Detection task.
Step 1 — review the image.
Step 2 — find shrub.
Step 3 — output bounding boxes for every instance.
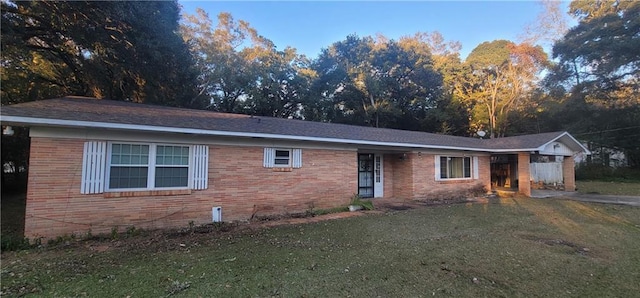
[350,194,374,210]
[0,235,31,251]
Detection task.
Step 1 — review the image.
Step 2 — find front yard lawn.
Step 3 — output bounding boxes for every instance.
[577,180,640,196]
[2,198,640,297]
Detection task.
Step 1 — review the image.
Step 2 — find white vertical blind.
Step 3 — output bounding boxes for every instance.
[191,145,209,190]
[81,141,107,194]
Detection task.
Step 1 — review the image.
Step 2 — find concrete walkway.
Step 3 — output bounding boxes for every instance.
[532,190,640,207]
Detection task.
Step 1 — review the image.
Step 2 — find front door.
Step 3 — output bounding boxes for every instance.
[358,153,384,198]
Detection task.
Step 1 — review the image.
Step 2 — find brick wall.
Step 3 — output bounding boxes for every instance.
[25,137,357,239]
[518,153,531,196]
[390,154,413,199]
[563,157,576,191]
[410,153,487,200]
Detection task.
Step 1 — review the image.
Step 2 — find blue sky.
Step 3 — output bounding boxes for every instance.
[179,1,567,60]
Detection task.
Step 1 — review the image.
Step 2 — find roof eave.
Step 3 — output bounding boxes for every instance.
[1,115,497,153]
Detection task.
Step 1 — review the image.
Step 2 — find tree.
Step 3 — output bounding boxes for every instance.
[455,40,549,138]
[245,47,315,118]
[520,0,571,47]
[1,1,202,107]
[398,32,470,135]
[181,10,312,117]
[547,0,640,167]
[309,34,443,131]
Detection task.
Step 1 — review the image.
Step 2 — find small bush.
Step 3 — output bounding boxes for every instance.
[1,235,31,251]
[314,206,349,216]
[350,194,375,210]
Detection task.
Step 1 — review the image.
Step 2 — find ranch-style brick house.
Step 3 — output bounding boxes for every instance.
[1,97,590,239]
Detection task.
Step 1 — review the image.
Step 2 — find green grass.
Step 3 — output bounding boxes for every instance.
[577,180,640,196]
[2,198,640,297]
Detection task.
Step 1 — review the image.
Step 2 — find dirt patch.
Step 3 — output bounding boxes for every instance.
[517,234,591,255]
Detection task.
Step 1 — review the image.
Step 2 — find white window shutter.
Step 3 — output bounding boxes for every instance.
[263,148,275,168]
[191,145,209,190]
[81,141,107,194]
[434,156,441,181]
[292,149,302,168]
[473,156,479,179]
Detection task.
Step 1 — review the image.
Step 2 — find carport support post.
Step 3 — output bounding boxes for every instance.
[563,157,576,191]
[518,153,531,197]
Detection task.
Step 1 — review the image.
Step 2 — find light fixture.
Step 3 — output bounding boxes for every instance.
[2,126,14,136]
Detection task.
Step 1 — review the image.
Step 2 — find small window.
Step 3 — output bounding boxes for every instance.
[263,148,302,168]
[274,149,291,167]
[439,156,472,179]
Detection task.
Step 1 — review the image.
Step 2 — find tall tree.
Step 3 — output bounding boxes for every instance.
[309,35,443,131]
[520,0,571,47]
[181,10,312,117]
[547,0,640,167]
[398,32,470,135]
[455,40,548,138]
[1,1,202,107]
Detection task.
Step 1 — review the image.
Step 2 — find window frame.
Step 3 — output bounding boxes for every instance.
[436,155,473,181]
[105,142,192,192]
[272,148,292,168]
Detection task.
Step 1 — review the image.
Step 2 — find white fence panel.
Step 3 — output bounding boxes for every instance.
[530,162,563,184]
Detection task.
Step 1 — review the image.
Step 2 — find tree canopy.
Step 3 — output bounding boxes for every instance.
[1,0,203,107]
[547,0,640,167]
[309,34,445,131]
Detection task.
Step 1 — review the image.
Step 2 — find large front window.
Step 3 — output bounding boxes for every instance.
[108,143,190,190]
[440,156,471,179]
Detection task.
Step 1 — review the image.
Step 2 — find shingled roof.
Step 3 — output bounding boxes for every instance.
[1,97,587,153]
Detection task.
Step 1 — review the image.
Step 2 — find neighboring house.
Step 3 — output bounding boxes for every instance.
[1,97,590,239]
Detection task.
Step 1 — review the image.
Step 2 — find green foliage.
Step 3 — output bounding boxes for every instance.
[546,0,640,167]
[111,227,119,240]
[0,235,31,252]
[309,34,445,132]
[349,194,374,211]
[457,40,549,138]
[125,226,142,238]
[180,10,312,116]
[576,164,640,182]
[1,0,203,107]
[313,206,350,216]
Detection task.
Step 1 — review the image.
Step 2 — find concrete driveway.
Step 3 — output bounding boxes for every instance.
[531,190,640,207]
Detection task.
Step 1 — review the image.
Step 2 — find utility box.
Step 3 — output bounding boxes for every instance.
[212,206,222,222]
